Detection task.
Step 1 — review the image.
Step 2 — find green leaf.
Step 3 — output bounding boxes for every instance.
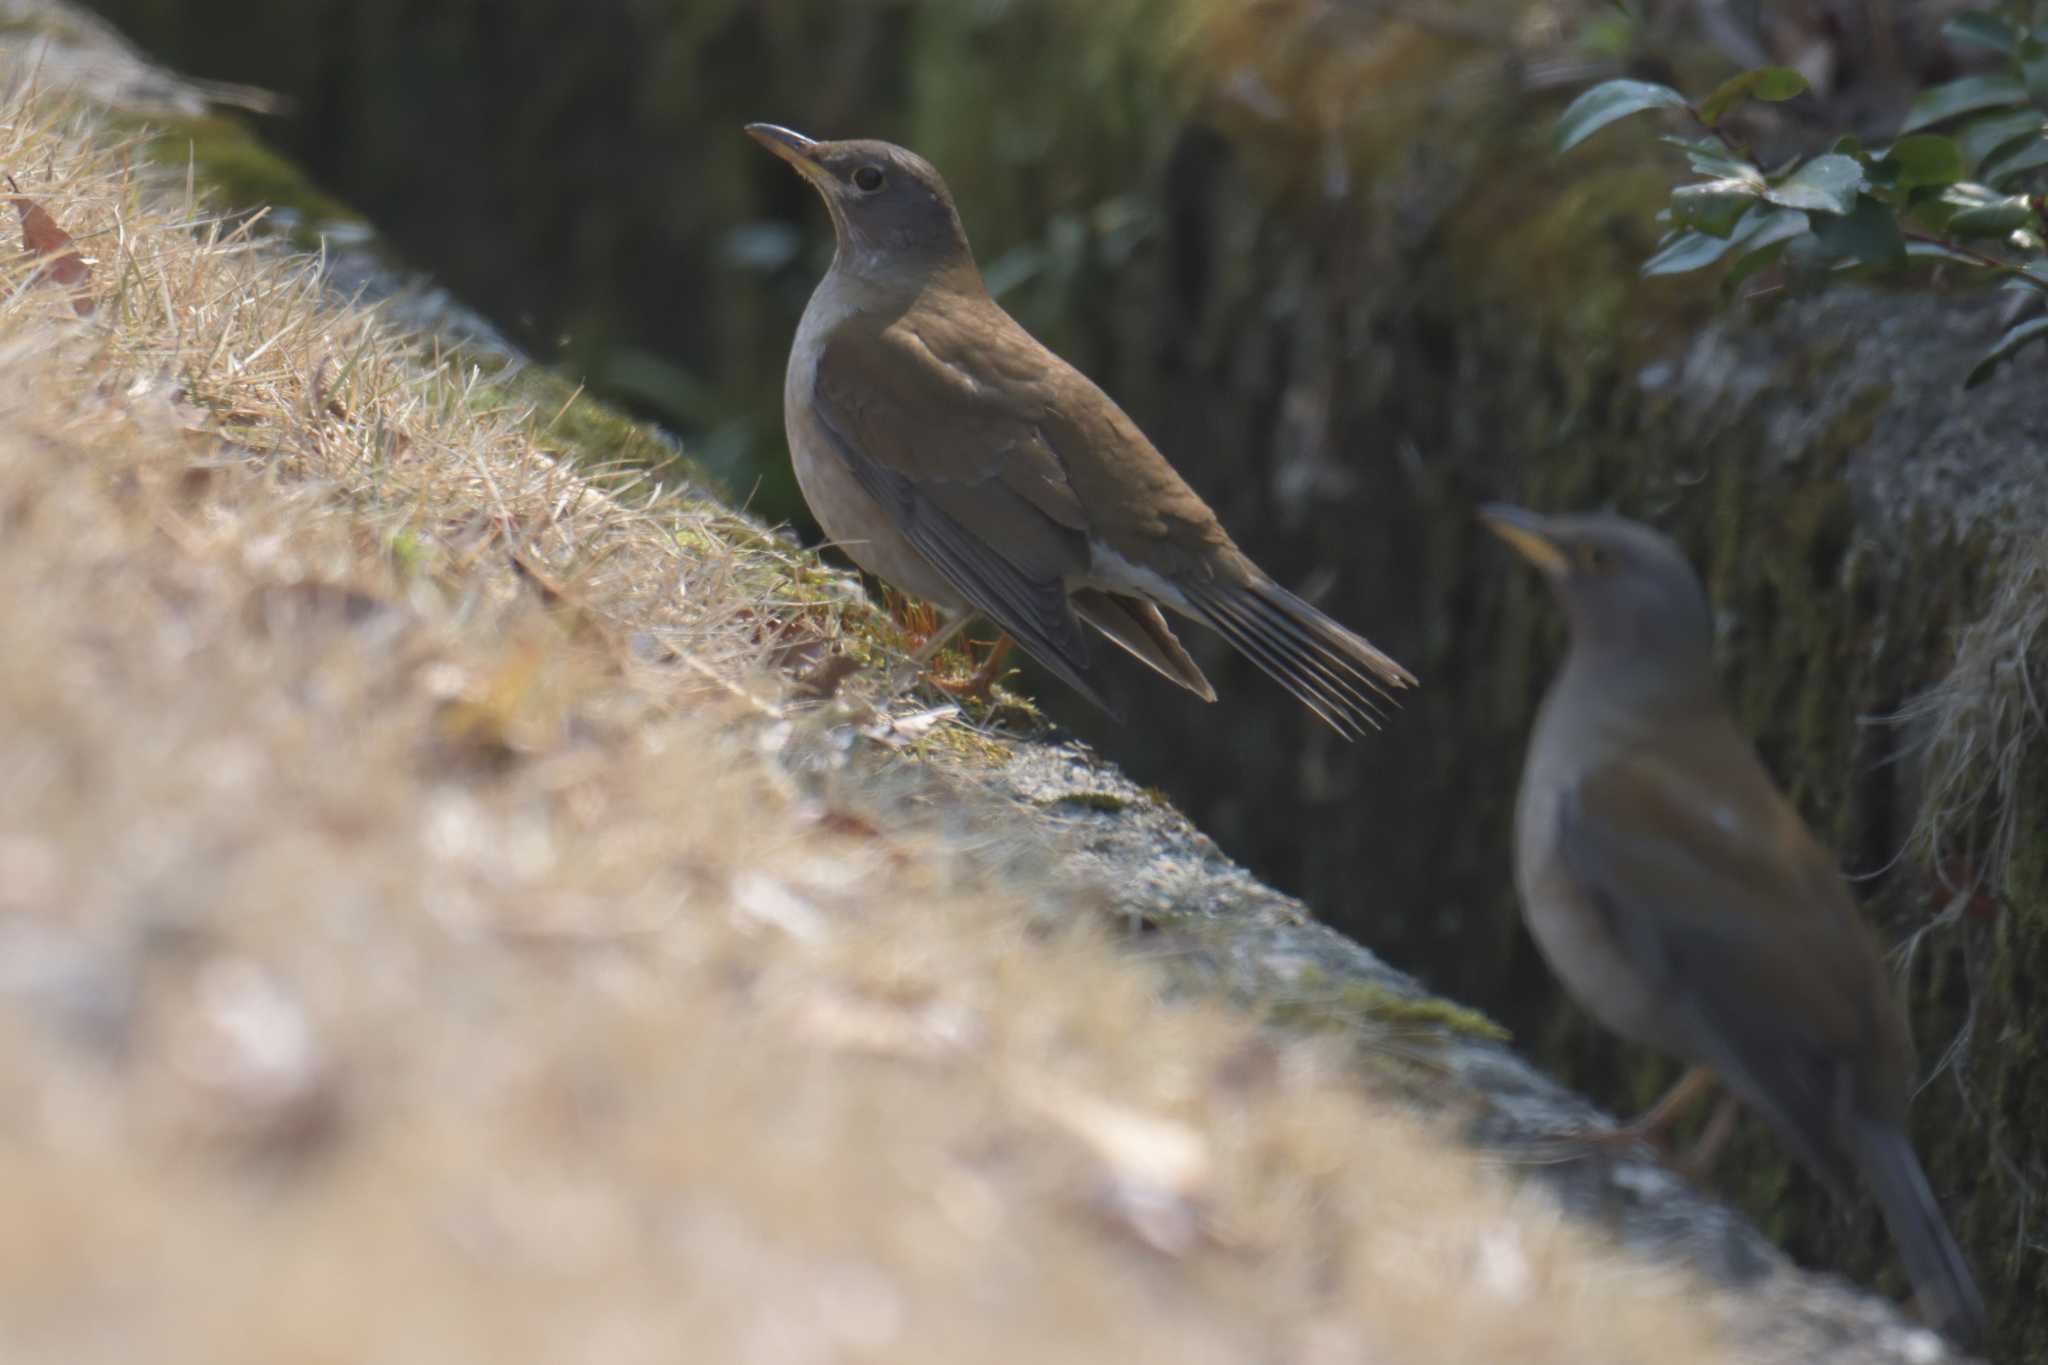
[1877,134,1965,189]
[1948,196,2036,235]
[1719,207,1813,292]
[1642,228,1736,276]
[1937,181,2006,208]
[1809,194,1905,268]
[2024,40,2048,109]
[1780,230,1833,276]
[1721,237,1793,294]
[1740,204,1815,248]
[1555,79,1689,152]
[1831,134,1865,159]
[1944,11,2017,57]
[1917,180,2007,232]
[1955,109,2046,168]
[1900,73,2029,132]
[1905,239,1988,267]
[1981,133,2048,184]
[1965,315,2048,386]
[1661,135,1762,181]
[1697,66,1810,124]
[1671,177,1763,236]
[1764,155,1864,214]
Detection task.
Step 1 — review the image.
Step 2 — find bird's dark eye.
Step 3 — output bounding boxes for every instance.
[1578,543,1611,573]
[852,165,885,192]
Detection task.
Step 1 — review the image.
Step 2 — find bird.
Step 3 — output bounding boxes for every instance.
[1483,503,1987,1345]
[744,122,1413,735]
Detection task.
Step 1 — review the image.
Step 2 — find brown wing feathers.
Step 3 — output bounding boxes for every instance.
[810,407,1118,714]
[1070,590,1215,700]
[812,314,1408,732]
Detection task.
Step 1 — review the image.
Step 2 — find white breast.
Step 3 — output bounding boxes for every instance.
[780,274,969,609]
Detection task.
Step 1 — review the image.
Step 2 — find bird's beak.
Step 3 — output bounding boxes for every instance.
[1479,503,1571,576]
[745,123,824,179]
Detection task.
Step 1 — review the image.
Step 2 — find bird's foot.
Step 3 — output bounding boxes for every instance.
[928,633,1015,704]
[1506,1121,1674,1168]
[1670,1093,1739,1179]
[870,603,985,711]
[1503,1066,1726,1172]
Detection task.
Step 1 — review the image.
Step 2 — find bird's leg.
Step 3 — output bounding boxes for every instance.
[878,608,981,707]
[908,609,979,666]
[1507,1065,1720,1169]
[1674,1093,1742,1178]
[1608,1064,1719,1151]
[930,632,1015,704]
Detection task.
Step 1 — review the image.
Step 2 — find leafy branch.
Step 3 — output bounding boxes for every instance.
[1556,6,2048,386]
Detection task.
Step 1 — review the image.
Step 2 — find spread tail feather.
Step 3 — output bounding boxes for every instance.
[1847,1117,1987,1346]
[1178,575,1413,739]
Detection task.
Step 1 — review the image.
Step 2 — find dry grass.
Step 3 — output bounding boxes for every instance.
[0,80,1785,1365]
[1896,545,2048,908]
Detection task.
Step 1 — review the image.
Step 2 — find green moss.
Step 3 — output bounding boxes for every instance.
[388,526,428,577]
[902,720,1021,768]
[1467,161,1694,333]
[1263,966,1511,1043]
[1049,791,1130,814]
[473,358,717,493]
[128,112,360,250]
[1811,382,1895,469]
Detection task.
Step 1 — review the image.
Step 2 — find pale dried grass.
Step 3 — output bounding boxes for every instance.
[1896,545,2048,909]
[0,83,1758,1364]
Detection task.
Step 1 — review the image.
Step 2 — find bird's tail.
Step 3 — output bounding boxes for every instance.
[1847,1116,1988,1347]
[1179,573,1414,740]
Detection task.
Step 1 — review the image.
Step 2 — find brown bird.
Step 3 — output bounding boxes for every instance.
[745,123,1413,734]
[1485,504,1986,1345]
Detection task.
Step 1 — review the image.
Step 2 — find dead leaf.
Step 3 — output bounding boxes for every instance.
[508,549,569,607]
[158,956,341,1160]
[246,581,398,637]
[1023,1080,1213,1256]
[7,174,93,316]
[729,872,830,943]
[792,985,981,1062]
[791,649,860,700]
[1933,858,2004,926]
[858,704,958,748]
[308,356,351,422]
[425,639,550,776]
[807,805,884,840]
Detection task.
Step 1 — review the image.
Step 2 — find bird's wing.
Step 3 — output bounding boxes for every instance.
[906,293,1235,568]
[882,298,1411,734]
[810,316,1108,707]
[1556,730,1909,1180]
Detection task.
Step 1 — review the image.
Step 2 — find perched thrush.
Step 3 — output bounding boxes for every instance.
[747,123,1412,734]
[1486,504,1986,1345]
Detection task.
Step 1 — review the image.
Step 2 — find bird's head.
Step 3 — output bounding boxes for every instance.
[1481,504,1716,676]
[746,124,973,281]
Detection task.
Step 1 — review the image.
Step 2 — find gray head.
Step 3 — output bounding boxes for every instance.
[1481,504,1716,683]
[745,124,974,281]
